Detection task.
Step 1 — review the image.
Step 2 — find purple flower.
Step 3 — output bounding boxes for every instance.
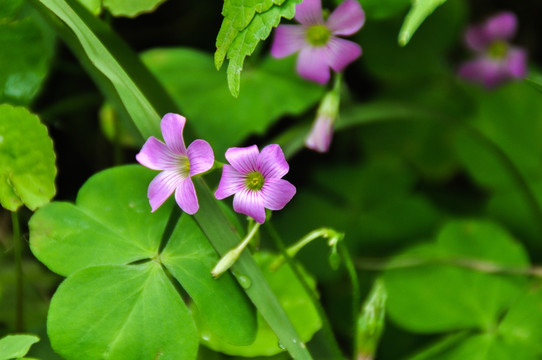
[458,12,527,88]
[136,113,214,214]
[215,144,296,224]
[271,0,365,84]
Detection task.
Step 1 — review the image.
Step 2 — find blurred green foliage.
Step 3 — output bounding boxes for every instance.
[2,0,542,359]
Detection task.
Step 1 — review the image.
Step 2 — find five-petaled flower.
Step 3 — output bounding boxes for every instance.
[136,113,214,214]
[271,0,365,84]
[215,144,296,224]
[458,11,527,88]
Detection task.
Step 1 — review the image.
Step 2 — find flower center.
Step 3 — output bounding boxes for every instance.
[246,171,265,191]
[177,156,190,177]
[488,41,508,59]
[306,25,331,47]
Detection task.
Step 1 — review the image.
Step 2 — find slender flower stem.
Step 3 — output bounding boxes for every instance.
[264,222,345,360]
[337,242,361,360]
[211,222,261,278]
[12,211,23,332]
[355,256,542,277]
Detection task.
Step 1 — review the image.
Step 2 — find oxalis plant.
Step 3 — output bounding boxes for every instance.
[2,0,542,359]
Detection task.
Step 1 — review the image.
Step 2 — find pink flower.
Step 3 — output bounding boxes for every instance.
[136,113,214,214]
[458,12,527,88]
[215,145,296,224]
[271,0,365,84]
[305,115,333,152]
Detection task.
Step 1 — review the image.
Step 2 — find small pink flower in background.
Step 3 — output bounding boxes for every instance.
[215,144,296,224]
[136,113,214,214]
[271,0,365,84]
[458,11,527,88]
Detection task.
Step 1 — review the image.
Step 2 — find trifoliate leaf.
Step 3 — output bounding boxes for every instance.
[398,0,448,46]
[47,263,198,360]
[0,105,56,211]
[215,0,301,97]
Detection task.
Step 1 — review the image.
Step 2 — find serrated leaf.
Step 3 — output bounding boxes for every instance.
[48,263,198,360]
[0,334,39,360]
[215,0,275,69]
[142,48,323,155]
[0,105,56,211]
[398,0,448,46]
[215,0,300,96]
[29,165,170,276]
[161,214,257,346]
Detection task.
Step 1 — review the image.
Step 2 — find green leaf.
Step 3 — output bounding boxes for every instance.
[48,263,198,360]
[142,48,324,154]
[102,0,167,17]
[398,0,448,46]
[0,334,39,360]
[0,7,54,104]
[215,0,301,97]
[161,214,257,346]
[409,333,537,360]
[29,165,169,276]
[198,252,321,357]
[0,105,56,211]
[499,287,542,354]
[384,220,529,333]
[455,83,542,192]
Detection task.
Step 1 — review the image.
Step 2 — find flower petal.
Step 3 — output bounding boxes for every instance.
[506,47,527,78]
[297,46,330,84]
[465,25,492,51]
[294,0,323,25]
[225,145,259,174]
[485,12,517,41]
[147,170,182,212]
[136,137,176,171]
[161,113,187,155]
[175,178,199,214]
[261,179,296,211]
[465,12,518,51]
[325,37,361,72]
[458,57,506,89]
[187,139,214,176]
[257,144,289,179]
[215,165,246,200]
[233,189,266,224]
[271,25,307,58]
[305,115,333,152]
[326,0,365,36]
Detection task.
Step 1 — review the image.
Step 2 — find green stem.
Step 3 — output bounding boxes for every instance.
[12,211,23,332]
[212,222,261,278]
[355,256,542,277]
[337,242,361,360]
[193,179,313,360]
[264,222,345,360]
